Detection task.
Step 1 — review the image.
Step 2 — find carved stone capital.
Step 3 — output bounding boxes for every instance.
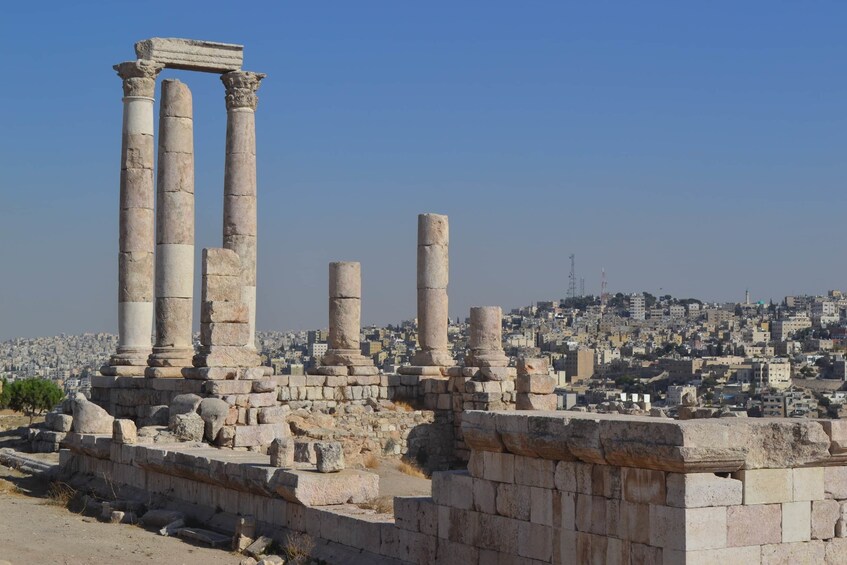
[221,71,266,111]
[114,60,165,98]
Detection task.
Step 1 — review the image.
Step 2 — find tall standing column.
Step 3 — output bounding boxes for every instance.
[103,60,163,376]
[413,213,455,367]
[221,70,265,350]
[147,79,195,377]
[320,262,376,371]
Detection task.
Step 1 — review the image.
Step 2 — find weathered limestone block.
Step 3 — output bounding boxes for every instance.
[203,248,242,276]
[198,397,229,442]
[135,38,244,73]
[726,503,782,546]
[794,467,825,501]
[172,412,204,442]
[649,505,727,551]
[231,423,287,447]
[665,473,742,508]
[202,301,249,323]
[45,412,73,432]
[517,357,549,376]
[517,374,556,394]
[329,261,361,298]
[733,468,793,505]
[783,501,812,543]
[516,393,557,411]
[812,499,840,540]
[316,442,345,473]
[168,393,202,427]
[201,322,250,346]
[71,393,114,434]
[193,346,262,368]
[269,437,295,468]
[112,419,137,444]
[273,469,378,506]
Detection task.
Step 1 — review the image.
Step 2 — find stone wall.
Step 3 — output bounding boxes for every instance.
[61,411,847,563]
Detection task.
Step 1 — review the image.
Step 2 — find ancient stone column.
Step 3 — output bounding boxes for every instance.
[466,306,510,368]
[221,70,265,350]
[147,79,195,377]
[103,60,163,376]
[321,262,376,373]
[412,213,455,367]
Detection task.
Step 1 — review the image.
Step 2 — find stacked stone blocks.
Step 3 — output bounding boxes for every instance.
[516,357,557,411]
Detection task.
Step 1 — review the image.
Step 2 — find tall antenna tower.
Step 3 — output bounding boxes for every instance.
[580,278,585,297]
[568,254,577,301]
[600,268,608,311]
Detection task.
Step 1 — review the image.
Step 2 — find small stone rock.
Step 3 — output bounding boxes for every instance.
[168,393,203,427]
[112,419,137,444]
[315,441,345,473]
[110,510,126,524]
[198,397,229,442]
[72,393,114,434]
[269,437,295,468]
[172,412,205,442]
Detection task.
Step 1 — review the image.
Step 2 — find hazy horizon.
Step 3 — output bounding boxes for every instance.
[2,2,845,342]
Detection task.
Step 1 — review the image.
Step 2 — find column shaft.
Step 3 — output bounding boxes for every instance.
[148,79,195,375]
[105,60,163,374]
[414,213,454,366]
[221,71,265,349]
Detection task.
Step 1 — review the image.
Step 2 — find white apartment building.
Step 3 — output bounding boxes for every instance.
[751,358,792,391]
[629,293,645,321]
[771,316,812,341]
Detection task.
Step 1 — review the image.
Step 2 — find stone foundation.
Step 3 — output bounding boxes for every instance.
[59,411,847,564]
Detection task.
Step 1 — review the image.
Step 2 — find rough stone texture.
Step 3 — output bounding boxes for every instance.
[45,411,73,432]
[172,412,205,442]
[466,307,509,369]
[274,469,378,506]
[516,393,557,411]
[198,397,229,442]
[726,504,782,546]
[72,393,114,434]
[316,442,345,473]
[135,38,244,73]
[269,437,295,468]
[666,473,742,508]
[168,393,202,427]
[112,419,137,444]
[812,499,840,540]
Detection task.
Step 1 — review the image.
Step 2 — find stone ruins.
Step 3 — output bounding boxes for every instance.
[47,37,847,564]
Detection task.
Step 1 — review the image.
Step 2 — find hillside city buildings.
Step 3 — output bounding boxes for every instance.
[5,289,847,419]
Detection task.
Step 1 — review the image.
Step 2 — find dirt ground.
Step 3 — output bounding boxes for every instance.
[0,464,246,565]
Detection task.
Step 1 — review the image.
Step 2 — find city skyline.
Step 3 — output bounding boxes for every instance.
[2,2,846,341]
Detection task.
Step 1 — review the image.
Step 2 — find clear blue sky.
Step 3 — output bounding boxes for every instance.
[1,2,845,340]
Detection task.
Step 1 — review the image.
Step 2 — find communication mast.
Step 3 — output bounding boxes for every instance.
[568,254,577,301]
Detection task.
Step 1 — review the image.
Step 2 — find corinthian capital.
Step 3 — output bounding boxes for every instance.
[221,71,266,111]
[114,60,165,98]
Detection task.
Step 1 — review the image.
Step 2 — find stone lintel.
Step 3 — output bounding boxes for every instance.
[461,411,833,472]
[135,37,243,73]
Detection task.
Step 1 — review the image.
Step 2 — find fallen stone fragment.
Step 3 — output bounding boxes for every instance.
[110,510,125,524]
[172,412,205,442]
[178,527,232,547]
[72,393,114,434]
[269,437,295,468]
[258,556,285,565]
[245,535,274,559]
[198,397,229,442]
[316,441,345,473]
[168,393,203,427]
[159,518,185,537]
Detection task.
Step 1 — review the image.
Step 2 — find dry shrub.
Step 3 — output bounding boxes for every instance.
[357,495,394,515]
[45,481,76,507]
[363,452,380,469]
[397,460,428,479]
[285,531,315,563]
[391,400,416,412]
[0,478,22,496]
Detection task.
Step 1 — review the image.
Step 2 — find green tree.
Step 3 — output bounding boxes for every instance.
[0,378,64,425]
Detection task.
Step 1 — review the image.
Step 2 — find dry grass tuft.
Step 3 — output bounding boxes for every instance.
[45,481,76,507]
[363,452,380,469]
[390,400,416,412]
[0,478,22,496]
[358,495,394,515]
[397,460,428,479]
[284,531,315,563]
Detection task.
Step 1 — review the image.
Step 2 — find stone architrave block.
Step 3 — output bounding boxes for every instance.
[666,473,742,508]
[135,38,244,73]
[112,419,137,444]
[726,504,782,547]
[782,501,812,543]
[733,468,793,505]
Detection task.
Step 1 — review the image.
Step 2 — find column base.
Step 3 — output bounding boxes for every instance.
[465,349,510,368]
[99,364,146,377]
[398,365,446,377]
[411,349,455,368]
[147,347,196,367]
[321,349,374,367]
